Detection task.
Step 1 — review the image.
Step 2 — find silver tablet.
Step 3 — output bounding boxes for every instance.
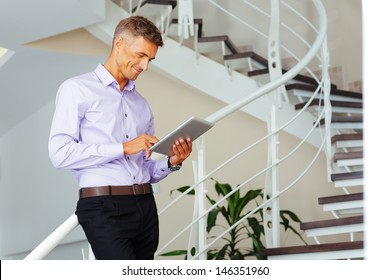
[150,116,214,156]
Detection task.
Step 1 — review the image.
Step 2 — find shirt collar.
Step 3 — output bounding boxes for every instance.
[94,64,136,92]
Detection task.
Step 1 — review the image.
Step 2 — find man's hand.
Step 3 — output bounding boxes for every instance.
[123,134,159,158]
[169,137,193,166]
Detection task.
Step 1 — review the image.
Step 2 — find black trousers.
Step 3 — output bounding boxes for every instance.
[76,193,159,260]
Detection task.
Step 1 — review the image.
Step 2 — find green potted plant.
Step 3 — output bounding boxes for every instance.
[161,178,306,260]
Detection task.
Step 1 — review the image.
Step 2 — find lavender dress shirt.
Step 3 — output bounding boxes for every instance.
[48,64,171,189]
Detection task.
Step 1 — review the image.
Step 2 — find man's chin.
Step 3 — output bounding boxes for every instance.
[127,73,139,81]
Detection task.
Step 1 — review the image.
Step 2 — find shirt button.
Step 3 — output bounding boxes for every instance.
[126,135,129,139]
[125,114,127,117]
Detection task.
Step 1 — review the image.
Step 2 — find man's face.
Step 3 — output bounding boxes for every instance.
[116,35,158,81]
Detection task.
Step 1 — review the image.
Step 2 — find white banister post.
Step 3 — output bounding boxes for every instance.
[264,0,283,249]
[178,0,195,42]
[321,36,332,181]
[195,135,207,259]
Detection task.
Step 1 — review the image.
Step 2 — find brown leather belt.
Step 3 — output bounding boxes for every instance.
[79,183,153,199]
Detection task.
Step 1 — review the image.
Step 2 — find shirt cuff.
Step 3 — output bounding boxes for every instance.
[155,157,172,176]
[103,143,124,159]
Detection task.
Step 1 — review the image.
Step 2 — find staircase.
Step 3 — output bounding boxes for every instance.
[141,0,363,259]
[260,85,364,259]
[161,0,364,260]
[23,0,364,260]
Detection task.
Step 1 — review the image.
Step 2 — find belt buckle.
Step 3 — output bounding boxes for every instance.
[132,184,146,195]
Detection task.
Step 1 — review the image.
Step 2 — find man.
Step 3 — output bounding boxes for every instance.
[48,16,192,260]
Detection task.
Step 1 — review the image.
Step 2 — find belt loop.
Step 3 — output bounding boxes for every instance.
[142,184,146,195]
[132,184,138,196]
[108,185,112,196]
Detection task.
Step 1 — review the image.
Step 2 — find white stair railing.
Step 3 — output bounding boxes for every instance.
[24,0,330,260]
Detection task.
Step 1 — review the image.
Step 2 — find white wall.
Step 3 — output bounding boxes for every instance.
[0,100,85,259]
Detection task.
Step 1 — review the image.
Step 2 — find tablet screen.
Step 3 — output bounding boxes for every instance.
[150,116,214,156]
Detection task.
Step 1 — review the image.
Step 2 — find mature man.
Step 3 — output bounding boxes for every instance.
[48,16,192,260]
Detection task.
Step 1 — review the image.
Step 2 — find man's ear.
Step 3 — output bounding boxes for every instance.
[114,36,123,50]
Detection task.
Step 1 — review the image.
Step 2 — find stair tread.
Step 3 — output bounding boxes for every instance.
[259,241,363,256]
[331,171,363,181]
[224,51,268,66]
[198,35,229,42]
[318,192,364,204]
[334,151,363,161]
[143,0,177,9]
[319,116,363,126]
[295,99,363,110]
[331,133,363,143]
[198,35,238,54]
[171,18,203,38]
[300,215,363,230]
[248,69,323,87]
[331,115,363,122]
[286,83,362,99]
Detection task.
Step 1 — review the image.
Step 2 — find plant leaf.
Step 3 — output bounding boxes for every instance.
[207,208,221,233]
[232,189,262,222]
[159,250,187,257]
[280,209,303,223]
[170,186,195,197]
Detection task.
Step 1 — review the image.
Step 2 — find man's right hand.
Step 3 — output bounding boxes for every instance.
[123,134,159,158]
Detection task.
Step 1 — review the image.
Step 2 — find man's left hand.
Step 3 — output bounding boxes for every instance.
[169,137,192,166]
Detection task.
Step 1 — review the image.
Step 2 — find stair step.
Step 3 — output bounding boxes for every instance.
[331,171,363,188]
[334,151,363,162]
[296,99,363,114]
[318,193,364,214]
[295,99,363,110]
[259,241,364,260]
[319,116,363,129]
[287,83,362,100]
[248,69,323,88]
[334,151,363,167]
[198,35,239,54]
[145,0,177,8]
[129,0,178,13]
[171,18,203,38]
[301,215,363,230]
[320,115,363,124]
[319,192,363,204]
[331,133,363,148]
[224,51,268,68]
[300,216,363,237]
[331,171,363,181]
[331,133,363,143]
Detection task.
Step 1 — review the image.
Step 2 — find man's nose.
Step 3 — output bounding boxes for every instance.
[140,57,150,71]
